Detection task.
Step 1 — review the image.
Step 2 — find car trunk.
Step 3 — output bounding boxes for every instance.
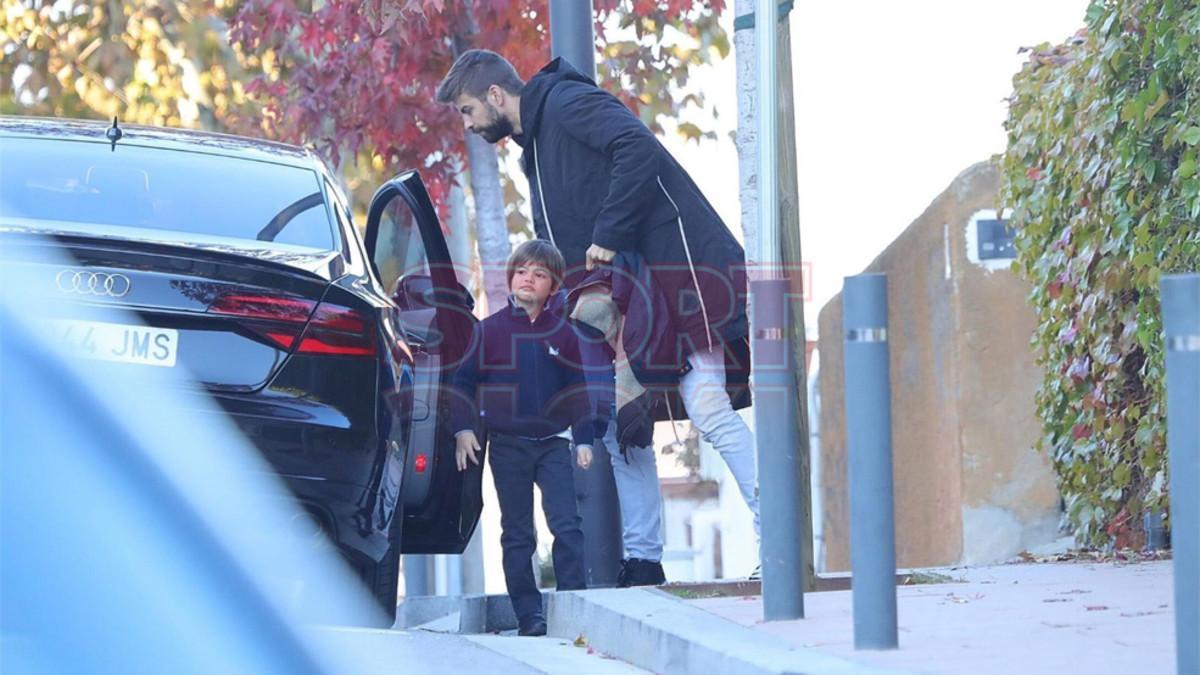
[0,231,364,391]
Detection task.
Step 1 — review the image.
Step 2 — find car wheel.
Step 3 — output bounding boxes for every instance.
[363,547,400,626]
[357,514,402,627]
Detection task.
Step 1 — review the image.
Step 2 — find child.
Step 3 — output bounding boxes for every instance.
[451,240,596,637]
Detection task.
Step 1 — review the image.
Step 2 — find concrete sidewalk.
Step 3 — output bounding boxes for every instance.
[687,560,1175,674]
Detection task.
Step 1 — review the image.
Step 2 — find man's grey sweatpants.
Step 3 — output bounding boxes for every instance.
[604,423,665,561]
[605,346,762,562]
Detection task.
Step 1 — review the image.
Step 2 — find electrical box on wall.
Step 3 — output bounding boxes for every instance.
[976,218,1016,260]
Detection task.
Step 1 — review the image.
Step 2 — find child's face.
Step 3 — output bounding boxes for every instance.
[510,264,557,307]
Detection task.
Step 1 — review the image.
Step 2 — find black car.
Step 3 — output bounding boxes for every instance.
[0,116,482,623]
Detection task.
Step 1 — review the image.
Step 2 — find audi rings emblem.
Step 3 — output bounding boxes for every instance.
[55,269,132,298]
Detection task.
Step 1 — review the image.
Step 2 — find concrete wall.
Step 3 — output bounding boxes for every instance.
[660,478,722,581]
[817,162,1060,571]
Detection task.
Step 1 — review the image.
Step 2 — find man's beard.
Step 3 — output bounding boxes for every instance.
[474,102,514,143]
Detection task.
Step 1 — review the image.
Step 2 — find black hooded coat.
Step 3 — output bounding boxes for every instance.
[514,58,749,364]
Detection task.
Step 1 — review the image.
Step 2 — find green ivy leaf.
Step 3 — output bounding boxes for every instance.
[1179,158,1197,180]
[1144,91,1169,121]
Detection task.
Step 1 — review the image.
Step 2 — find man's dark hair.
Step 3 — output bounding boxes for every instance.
[436,50,525,105]
[506,239,566,291]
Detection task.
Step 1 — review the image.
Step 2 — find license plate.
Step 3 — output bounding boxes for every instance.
[42,319,179,367]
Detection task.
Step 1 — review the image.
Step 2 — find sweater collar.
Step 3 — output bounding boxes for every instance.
[506,290,567,325]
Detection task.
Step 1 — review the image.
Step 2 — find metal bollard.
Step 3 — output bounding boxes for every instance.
[403,554,434,597]
[1143,510,1167,552]
[572,437,623,587]
[752,276,806,620]
[842,273,898,650]
[1162,273,1199,675]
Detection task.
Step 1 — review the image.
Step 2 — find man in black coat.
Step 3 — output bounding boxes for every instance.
[437,50,761,584]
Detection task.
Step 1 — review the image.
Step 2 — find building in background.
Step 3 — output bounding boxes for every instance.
[816,162,1062,571]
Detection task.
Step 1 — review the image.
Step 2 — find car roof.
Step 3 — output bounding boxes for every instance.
[0,116,323,170]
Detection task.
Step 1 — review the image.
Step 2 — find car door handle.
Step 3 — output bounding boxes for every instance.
[412,399,430,421]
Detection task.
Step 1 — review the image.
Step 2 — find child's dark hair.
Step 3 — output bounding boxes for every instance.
[506,240,566,290]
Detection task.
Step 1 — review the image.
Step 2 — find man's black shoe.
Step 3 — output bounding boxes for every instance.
[517,617,547,637]
[617,558,666,587]
[616,558,633,588]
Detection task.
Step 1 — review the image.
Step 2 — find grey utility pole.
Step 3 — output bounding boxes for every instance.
[843,273,898,649]
[549,0,623,588]
[403,554,434,598]
[550,0,597,75]
[753,0,807,621]
[1162,273,1199,675]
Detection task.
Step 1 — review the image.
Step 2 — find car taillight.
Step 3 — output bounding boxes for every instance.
[209,293,315,323]
[414,453,428,473]
[209,293,314,350]
[209,292,375,357]
[295,302,376,356]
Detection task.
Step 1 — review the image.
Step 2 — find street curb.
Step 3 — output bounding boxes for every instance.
[546,588,908,675]
[396,592,529,633]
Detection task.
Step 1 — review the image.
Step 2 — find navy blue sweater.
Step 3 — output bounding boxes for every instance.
[450,295,601,447]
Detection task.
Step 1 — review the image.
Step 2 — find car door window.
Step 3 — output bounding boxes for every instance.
[372,195,431,298]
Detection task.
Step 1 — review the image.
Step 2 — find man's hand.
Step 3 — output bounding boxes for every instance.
[585,244,616,271]
[576,444,593,470]
[456,431,481,471]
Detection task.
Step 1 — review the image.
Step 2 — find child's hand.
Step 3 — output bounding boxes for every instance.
[456,431,481,471]
[576,444,593,470]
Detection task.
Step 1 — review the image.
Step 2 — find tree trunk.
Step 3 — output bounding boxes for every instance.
[445,168,474,287]
[444,174,488,595]
[734,0,814,588]
[733,2,759,266]
[464,132,512,312]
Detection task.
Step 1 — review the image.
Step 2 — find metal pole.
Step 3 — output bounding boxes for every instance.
[570,432,622,587]
[403,554,434,597]
[1162,274,1199,675]
[843,273,898,650]
[753,0,805,621]
[550,0,597,76]
[549,0,622,588]
[751,279,806,619]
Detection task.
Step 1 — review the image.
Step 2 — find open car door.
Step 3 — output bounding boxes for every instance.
[364,171,480,554]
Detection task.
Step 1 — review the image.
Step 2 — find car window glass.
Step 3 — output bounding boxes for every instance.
[0,138,336,252]
[324,178,355,265]
[372,194,430,296]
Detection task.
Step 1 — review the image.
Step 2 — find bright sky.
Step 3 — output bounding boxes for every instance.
[659,0,1092,336]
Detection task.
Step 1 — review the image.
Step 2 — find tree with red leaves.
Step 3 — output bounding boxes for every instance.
[229,0,726,307]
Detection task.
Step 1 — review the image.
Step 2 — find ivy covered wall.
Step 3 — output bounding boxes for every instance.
[1000,0,1200,545]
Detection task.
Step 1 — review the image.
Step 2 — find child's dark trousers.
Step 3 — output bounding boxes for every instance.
[488,432,586,623]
